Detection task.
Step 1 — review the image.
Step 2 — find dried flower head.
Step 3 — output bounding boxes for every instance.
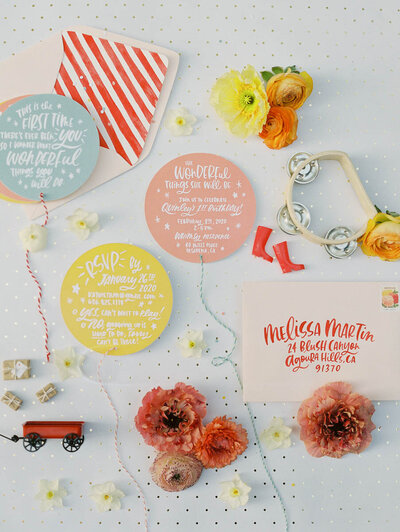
[150,452,203,492]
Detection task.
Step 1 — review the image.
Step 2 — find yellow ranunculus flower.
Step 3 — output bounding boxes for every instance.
[299,71,313,98]
[210,65,270,138]
[266,71,312,110]
[359,212,400,261]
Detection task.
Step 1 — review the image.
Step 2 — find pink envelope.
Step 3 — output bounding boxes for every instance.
[0,26,179,218]
[242,281,400,402]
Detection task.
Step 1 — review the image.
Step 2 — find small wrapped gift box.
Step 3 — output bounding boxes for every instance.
[2,359,31,380]
[1,390,23,411]
[36,383,57,403]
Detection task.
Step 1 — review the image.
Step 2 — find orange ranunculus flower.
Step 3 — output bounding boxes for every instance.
[266,71,311,110]
[259,106,298,149]
[359,212,400,261]
[194,416,248,469]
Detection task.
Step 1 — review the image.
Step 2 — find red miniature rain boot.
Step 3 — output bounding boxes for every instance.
[252,226,274,263]
[273,241,305,274]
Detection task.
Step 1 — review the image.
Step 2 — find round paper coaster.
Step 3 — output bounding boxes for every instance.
[60,243,173,355]
[145,153,257,263]
[0,95,34,203]
[0,94,99,201]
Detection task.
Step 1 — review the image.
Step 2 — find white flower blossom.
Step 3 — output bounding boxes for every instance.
[19,224,47,252]
[90,481,125,512]
[218,473,251,509]
[177,330,207,359]
[260,417,292,450]
[53,346,84,380]
[165,107,197,136]
[67,208,99,240]
[35,479,67,511]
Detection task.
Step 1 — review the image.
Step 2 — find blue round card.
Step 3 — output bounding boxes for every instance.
[0,94,99,201]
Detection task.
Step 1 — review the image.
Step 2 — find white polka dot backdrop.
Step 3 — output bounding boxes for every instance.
[1,1,400,531]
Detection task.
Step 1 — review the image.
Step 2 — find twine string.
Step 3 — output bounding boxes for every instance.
[97,349,148,531]
[199,255,289,532]
[25,192,51,362]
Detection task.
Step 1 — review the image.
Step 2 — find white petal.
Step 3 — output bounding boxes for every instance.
[77,227,91,240]
[84,212,99,228]
[270,417,284,427]
[110,498,122,511]
[189,330,203,342]
[73,208,88,218]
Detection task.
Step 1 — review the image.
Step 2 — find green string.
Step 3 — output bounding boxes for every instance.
[199,255,289,532]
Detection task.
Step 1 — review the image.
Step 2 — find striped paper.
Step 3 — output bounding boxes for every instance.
[54,31,168,165]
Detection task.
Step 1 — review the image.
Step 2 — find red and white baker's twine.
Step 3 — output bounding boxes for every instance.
[97,350,148,531]
[25,193,51,362]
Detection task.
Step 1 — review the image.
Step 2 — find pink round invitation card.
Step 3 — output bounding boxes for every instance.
[145,153,256,263]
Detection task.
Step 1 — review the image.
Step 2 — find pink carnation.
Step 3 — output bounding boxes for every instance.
[135,382,206,453]
[297,382,376,458]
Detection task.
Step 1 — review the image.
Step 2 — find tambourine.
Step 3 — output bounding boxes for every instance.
[277,151,377,258]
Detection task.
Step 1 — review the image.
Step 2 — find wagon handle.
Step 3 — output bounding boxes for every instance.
[0,432,20,443]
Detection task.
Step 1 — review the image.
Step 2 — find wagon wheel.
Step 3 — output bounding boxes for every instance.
[62,433,84,453]
[23,432,46,452]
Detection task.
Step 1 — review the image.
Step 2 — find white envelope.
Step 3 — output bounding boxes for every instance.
[0,26,179,219]
[243,281,400,402]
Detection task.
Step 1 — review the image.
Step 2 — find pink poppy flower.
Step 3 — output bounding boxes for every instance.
[135,382,206,453]
[297,381,376,458]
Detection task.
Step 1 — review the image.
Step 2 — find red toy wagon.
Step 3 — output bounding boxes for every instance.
[0,421,85,453]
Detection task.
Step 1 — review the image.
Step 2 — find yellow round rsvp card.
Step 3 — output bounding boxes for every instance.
[60,244,173,355]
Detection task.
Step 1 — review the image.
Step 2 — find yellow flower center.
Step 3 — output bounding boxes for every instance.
[64,360,71,367]
[46,491,54,499]
[30,234,37,240]
[78,220,86,228]
[231,488,240,497]
[103,494,110,500]
[274,431,281,439]
[240,90,256,110]
[176,116,186,126]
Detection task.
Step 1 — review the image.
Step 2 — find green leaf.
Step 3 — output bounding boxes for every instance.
[261,70,274,82]
[375,204,382,213]
[271,66,284,74]
[386,209,400,217]
[285,65,300,73]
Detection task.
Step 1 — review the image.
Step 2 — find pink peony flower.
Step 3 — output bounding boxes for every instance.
[297,382,376,458]
[150,452,203,492]
[135,382,207,453]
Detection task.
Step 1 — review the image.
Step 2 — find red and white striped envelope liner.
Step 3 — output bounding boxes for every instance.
[54,30,168,166]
